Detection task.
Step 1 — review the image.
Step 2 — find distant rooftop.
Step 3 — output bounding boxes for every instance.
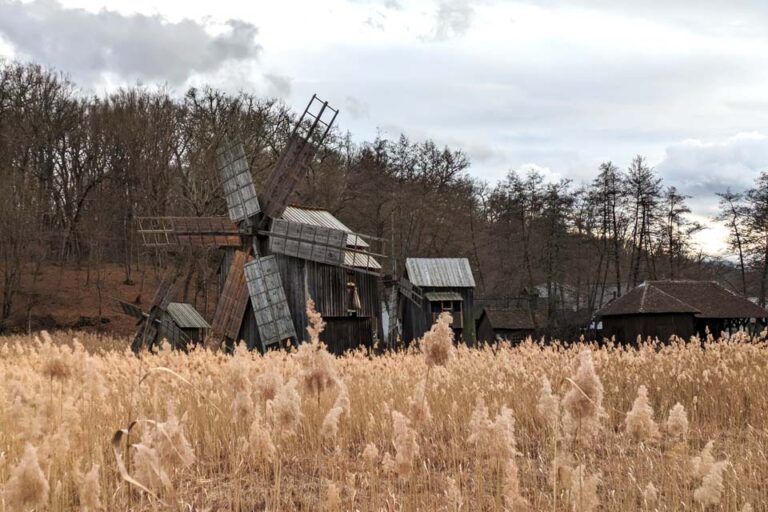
[595,280,768,319]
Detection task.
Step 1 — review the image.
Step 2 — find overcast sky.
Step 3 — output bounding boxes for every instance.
[2,0,768,255]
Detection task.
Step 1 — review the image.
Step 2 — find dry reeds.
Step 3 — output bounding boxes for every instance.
[0,315,767,510]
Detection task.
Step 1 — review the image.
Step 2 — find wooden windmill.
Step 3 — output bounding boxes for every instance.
[135,95,384,353]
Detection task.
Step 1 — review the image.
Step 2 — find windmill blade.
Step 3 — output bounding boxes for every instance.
[260,95,338,219]
[216,141,261,224]
[244,255,297,352]
[151,274,181,311]
[266,219,347,266]
[117,300,144,320]
[137,216,241,248]
[212,250,253,341]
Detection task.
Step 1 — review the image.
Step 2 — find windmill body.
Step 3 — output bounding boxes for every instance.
[133,95,384,354]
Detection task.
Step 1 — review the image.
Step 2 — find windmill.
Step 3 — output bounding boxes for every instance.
[136,95,384,353]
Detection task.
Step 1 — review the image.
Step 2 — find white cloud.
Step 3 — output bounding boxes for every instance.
[0,0,261,86]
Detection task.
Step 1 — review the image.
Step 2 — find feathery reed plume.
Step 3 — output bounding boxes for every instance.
[362,443,379,468]
[306,298,326,343]
[132,443,172,493]
[408,377,432,424]
[321,406,344,440]
[625,385,659,442]
[3,444,49,509]
[642,482,658,508]
[391,411,420,478]
[248,417,276,464]
[691,440,715,479]
[467,400,518,460]
[321,379,352,440]
[381,451,395,474]
[693,460,728,506]
[79,463,102,511]
[256,368,283,402]
[333,379,351,417]
[153,412,196,469]
[665,402,689,440]
[232,390,255,425]
[445,476,463,510]
[420,311,454,367]
[40,340,72,380]
[537,376,560,428]
[570,464,600,512]
[325,480,342,511]
[741,504,754,512]
[297,320,337,398]
[271,378,302,433]
[562,350,604,441]
[502,456,530,511]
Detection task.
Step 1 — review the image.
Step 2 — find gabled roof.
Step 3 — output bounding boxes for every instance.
[282,205,381,270]
[650,280,768,319]
[167,302,211,329]
[595,280,768,319]
[595,283,699,316]
[405,258,476,288]
[485,308,536,331]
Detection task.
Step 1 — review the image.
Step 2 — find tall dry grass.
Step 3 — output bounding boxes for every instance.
[0,313,767,510]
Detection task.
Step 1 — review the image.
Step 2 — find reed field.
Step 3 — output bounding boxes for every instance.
[0,306,766,511]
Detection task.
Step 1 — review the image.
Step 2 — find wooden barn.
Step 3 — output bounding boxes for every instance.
[594,280,768,342]
[217,206,382,355]
[475,306,536,343]
[401,258,476,345]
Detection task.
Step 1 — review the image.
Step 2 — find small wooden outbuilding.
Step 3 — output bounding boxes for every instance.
[401,258,476,345]
[594,280,768,342]
[475,306,536,343]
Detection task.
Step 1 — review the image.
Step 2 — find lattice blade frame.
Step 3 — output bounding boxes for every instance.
[217,142,261,223]
[244,255,296,351]
[260,95,338,219]
[118,300,144,320]
[268,219,347,266]
[138,217,241,248]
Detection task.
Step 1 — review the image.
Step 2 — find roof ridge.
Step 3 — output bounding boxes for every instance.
[639,284,649,313]
[648,284,701,313]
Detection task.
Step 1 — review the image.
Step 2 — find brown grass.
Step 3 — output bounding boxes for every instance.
[0,322,767,510]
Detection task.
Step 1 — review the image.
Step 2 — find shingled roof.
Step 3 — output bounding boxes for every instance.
[485,308,536,330]
[595,280,768,319]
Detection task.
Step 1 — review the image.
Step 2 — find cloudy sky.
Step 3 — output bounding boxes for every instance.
[2,0,768,255]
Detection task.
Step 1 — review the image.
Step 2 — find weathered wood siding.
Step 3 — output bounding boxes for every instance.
[402,286,476,345]
[601,313,695,343]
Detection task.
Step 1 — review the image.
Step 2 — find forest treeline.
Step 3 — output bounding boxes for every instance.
[1,61,766,335]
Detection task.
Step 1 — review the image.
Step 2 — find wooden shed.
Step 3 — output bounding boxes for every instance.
[595,280,768,342]
[219,206,382,355]
[475,306,536,343]
[401,258,476,345]
[165,302,211,344]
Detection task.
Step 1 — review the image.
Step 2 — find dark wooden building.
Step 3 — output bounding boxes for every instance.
[165,302,211,344]
[401,258,476,345]
[475,306,536,343]
[595,280,768,342]
[219,206,382,355]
